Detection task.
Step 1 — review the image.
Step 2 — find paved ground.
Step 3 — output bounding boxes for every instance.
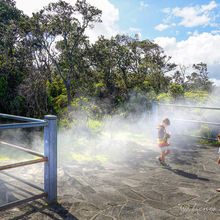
[1,137,220,219]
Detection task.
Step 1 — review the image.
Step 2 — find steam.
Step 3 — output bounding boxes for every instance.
[157,87,220,140]
[57,110,157,165]
[1,89,220,168]
[1,91,220,206]
[2,90,220,168]
[0,97,159,177]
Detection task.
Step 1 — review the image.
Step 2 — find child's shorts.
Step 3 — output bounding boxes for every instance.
[159,146,170,152]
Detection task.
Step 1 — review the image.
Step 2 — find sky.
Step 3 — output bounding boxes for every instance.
[14,0,220,85]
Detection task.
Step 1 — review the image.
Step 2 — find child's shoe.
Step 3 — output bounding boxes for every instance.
[157,157,167,167]
[163,163,171,169]
[157,157,163,164]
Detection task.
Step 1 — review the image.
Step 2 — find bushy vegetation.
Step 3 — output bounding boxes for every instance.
[0,0,215,127]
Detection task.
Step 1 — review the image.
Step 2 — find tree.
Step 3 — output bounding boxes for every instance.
[28,0,102,106]
[168,83,184,101]
[90,36,118,92]
[172,64,188,88]
[113,35,132,91]
[136,40,176,94]
[186,62,213,91]
[0,0,28,115]
[89,35,176,114]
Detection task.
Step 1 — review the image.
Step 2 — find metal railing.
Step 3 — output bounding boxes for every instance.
[153,102,219,141]
[0,113,57,211]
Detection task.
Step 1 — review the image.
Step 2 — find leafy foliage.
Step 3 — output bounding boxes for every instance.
[0,0,216,122]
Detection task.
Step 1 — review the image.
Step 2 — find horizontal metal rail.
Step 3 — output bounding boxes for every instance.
[0,121,47,130]
[0,192,48,211]
[156,102,220,142]
[175,134,217,141]
[0,113,45,122]
[1,179,37,197]
[0,157,48,171]
[0,141,44,158]
[183,134,218,141]
[0,113,57,207]
[0,171,44,192]
[159,104,220,111]
[174,119,220,126]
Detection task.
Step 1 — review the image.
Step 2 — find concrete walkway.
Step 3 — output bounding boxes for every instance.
[1,138,220,219]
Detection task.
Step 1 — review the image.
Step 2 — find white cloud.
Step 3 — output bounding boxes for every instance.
[193,30,199,36]
[155,24,170,31]
[154,32,220,82]
[160,1,218,29]
[140,1,148,8]
[162,8,171,14]
[129,27,141,32]
[211,30,220,34]
[210,78,220,86]
[200,0,217,12]
[172,7,210,27]
[154,32,220,65]
[15,0,120,43]
[85,0,120,42]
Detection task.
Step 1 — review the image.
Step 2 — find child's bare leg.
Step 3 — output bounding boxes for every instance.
[160,151,165,164]
[164,150,170,156]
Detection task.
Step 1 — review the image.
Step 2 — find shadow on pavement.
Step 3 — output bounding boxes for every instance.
[8,202,78,220]
[169,168,210,181]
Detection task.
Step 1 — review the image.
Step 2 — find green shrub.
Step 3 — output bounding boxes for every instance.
[87,118,103,133]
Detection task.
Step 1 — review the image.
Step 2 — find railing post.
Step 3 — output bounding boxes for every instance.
[152,101,158,125]
[152,101,158,142]
[44,115,57,203]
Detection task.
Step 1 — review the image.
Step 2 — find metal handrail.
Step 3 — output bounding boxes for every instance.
[1,171,44,192]
[0,121,47,130]
[0,113,57,210]
[0,113,46,122]
[181,134,218,141]
[174,119,220,126]
[159,104,220,111]
[154,101,220,142]
[0,193,48,211]
[0,157,48,171]
[0,141,45,158]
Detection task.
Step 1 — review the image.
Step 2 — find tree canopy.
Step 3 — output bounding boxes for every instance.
[0,0,215,120]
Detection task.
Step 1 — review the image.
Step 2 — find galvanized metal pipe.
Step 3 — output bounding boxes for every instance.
[152,101,159,141]
[0,171,44,192]
[0,121,47,130]
[0,113,58,210]
[44,115,57,204]
[0,157,48,171]
[0,113,46,122]
[157,103,220,141]
[174,119,220,126]
[159,104,220,111]
[0,141,44,158]
[0,192,48,211]
[180,134,218,141]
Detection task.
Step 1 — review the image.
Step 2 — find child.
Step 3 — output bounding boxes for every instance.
[157,118,171,167]
[217,133,220,192]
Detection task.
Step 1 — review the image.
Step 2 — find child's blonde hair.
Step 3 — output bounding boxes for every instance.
[218,133,220,139]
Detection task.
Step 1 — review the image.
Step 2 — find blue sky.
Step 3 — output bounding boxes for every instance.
[109,0,220,41]
[15,0,220,85]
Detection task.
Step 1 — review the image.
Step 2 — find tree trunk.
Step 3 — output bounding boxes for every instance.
[66,79,71,107]
[122,68,128,90]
